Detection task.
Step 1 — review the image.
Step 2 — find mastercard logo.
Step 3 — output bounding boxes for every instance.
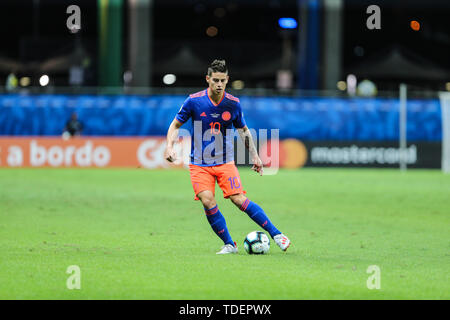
[259,139,308,169]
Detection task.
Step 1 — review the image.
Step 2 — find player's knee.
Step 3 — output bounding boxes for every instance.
[229,193,246,208]
[202,197,217,209]
[198,191,216,209]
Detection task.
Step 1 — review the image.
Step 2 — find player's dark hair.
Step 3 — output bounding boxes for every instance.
[207,59,228,76]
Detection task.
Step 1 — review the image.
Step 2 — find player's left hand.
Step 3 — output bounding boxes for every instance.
[251,156,264,176]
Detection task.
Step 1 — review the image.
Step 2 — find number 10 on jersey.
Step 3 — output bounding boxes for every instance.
[209,122,221,134]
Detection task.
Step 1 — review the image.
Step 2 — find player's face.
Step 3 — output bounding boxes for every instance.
[206,72,229,95]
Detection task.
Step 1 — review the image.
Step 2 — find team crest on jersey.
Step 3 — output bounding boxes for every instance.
[210,113,220,118]
[221,111,231,121]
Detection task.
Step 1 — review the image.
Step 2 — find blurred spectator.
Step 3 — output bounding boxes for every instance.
[5,71,18,92]
[62,112,83,139]
[69,65,84,86]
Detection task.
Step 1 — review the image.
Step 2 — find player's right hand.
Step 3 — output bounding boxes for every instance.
[164,147,177,163]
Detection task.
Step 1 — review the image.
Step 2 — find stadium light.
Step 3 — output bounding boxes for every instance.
[213,7,226,18]
[163,74,176,85]
[337,81,346,91]
[278,18,297,29]
[19,77,31,87]
[232,80,245,90]
[206,26,218,37]
[39,75,49,87]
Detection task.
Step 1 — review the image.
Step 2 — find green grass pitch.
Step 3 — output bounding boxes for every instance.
[0,167,449,299]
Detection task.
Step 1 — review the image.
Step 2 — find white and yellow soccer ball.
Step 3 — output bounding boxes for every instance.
[244,231,270,254]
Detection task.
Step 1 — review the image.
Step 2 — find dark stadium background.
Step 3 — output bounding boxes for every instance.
[0,0,449,90]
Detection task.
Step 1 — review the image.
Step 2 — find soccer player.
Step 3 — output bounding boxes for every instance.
[164,59,290,254]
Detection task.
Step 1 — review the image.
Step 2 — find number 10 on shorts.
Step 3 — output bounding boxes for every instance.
[228,176,241,189]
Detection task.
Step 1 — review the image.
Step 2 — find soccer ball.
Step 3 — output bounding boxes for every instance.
[244,231,270,254]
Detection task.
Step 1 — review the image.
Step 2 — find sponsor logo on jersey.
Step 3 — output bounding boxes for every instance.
[210,113,220,118]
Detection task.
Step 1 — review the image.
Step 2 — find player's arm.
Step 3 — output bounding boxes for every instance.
[237,125,263,176]
[165,97,192,162]
[164,118,183,163]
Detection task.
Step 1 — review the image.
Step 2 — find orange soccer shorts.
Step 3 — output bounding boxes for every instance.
[189,162,246,200]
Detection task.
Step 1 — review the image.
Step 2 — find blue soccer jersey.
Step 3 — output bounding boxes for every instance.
[175,89,246,166]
